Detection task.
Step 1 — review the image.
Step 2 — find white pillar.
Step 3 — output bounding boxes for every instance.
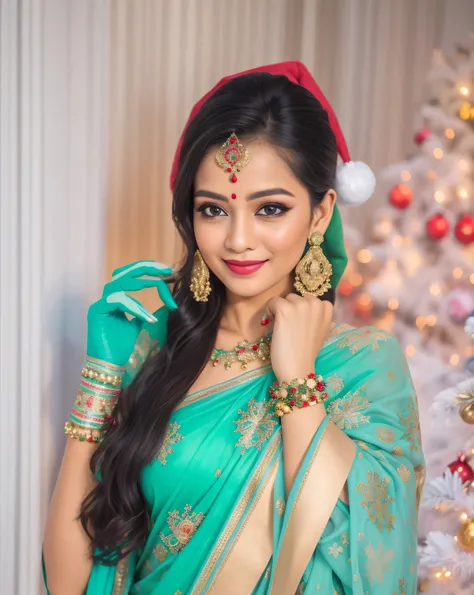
[0,1,109,592]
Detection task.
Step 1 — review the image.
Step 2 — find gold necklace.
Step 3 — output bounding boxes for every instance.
[210,333,272,370]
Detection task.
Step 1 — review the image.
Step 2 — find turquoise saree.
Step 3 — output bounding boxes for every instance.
[43,310,425,594]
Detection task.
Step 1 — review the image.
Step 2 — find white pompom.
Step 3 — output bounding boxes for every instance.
[335,161,376,206]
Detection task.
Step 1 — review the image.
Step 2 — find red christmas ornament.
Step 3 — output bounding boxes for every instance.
[446,456,474,484]
[389,184,412,209]
[426,213,450,240]
[414,127,431,145]
[455,215,474,244]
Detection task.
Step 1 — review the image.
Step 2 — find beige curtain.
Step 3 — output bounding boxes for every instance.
[107,0,446,310]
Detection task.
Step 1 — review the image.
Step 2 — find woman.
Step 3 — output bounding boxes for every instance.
[43,61,426,595]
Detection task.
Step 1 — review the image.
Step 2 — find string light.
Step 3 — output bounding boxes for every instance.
[453,267,463,279]
[426,315,437,326]
[470,274,474,284]
[459,85,470,96]
[405,345,416,357]
[430,283,442,296]
[459,159,468,171]
[445,128,455,139]
[450,354,460,366]
[457,187,469,200]
[416,316,427,329]
[401,170,411,182]
[357,249,372,264]
[433,148,444,159]
[434,190,445,204]
[388,298,399,310]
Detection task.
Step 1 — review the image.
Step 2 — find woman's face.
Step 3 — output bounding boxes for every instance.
[193,140,335,298]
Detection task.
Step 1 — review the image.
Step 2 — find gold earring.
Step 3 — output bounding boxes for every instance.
[294,231,332,297]
[190,249,211,302]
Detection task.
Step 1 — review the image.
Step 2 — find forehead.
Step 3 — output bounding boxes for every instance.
[194,140,304,194]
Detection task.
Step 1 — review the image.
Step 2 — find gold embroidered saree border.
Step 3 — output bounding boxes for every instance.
[191,431,282,594]
[112,555,129,595]
[177,364,273,409]
[178,321,352,411]
[269,421,356,595]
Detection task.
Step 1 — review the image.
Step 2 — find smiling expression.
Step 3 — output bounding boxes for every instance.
[193,140,335,298]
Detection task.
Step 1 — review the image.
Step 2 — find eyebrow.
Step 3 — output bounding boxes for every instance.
[194,188,295,201]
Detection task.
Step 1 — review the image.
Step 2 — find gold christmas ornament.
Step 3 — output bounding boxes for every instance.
[456,516,474,552]
[294,231,332,297]
[455,389,474,425]
[190,249,211,302]
[460,401,474,424]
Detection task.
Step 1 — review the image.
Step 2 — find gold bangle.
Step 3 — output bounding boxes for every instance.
[81,366,123,388]
[64,421,104,444]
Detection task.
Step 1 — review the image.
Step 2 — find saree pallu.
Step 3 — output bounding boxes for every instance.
[43,315,425,595]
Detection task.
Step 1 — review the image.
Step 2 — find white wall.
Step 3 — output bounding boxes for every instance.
[0,1,109,593]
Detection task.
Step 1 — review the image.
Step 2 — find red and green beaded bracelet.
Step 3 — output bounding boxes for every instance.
[268,372,328,416]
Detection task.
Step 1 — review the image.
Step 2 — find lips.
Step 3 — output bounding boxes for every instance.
[224,259,268,275]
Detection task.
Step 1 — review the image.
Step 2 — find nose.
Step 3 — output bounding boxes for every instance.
[223,212,256,254]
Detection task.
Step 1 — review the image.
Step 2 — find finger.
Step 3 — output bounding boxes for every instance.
[106,263,178,310]
[265,296,286,317]
[285,293,304,303]
[156,279,178,311]
[109,275,178,311]
[111,261,172,281]
[104,291,158,323]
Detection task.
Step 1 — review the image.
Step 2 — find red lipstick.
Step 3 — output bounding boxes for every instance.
[224,259,268,275]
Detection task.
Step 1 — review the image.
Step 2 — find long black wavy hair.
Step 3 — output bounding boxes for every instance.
[80,71,338,563]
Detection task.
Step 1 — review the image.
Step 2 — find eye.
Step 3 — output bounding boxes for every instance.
[256,203,290,217]
[196,203,227,218]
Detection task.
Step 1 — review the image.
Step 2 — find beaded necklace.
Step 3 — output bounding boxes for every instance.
[210,332,272,370]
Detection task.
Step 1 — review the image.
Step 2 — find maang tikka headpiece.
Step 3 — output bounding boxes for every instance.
[215,132,250,198]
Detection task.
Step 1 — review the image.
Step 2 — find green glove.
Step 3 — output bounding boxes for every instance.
[86,260,177,366]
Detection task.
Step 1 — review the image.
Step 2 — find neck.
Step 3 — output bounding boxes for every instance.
[219,274,294,339]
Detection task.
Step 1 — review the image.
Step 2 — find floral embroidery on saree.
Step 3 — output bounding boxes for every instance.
[399,396,422,452]
[393,576,407,594]
[155,421,184,465]
[355,469,396,531]
[364,542,394,584]
[233,397,279,454]
[376,426,395,443]
[154,504,205,561]
[397,464,411,483]
[325,372,344,392]
[276,496,285,517]
[336,326,391,354]
[326,386,370,429]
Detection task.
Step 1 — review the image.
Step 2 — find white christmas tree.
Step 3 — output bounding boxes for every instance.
[336,39,474,595]
[338,40,474,396]
[417,316,474,595]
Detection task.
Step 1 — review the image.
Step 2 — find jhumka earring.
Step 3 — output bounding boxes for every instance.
[190,249,211,302]
[215,132,250,198]
[294,231,332,297]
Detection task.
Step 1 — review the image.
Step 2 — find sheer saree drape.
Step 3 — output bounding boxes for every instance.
[43,311,425,595]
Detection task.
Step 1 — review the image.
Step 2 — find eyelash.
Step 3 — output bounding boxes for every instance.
[196,202,290,219]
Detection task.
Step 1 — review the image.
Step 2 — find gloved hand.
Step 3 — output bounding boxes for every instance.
[86,260,177,366]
